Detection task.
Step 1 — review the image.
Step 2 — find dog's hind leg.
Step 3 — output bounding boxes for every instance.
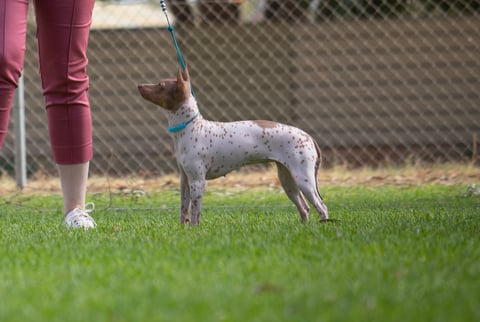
[294,172,329,221]
[276,162,310,221]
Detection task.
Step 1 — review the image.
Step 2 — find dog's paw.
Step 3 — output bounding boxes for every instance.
[320,218,340,223]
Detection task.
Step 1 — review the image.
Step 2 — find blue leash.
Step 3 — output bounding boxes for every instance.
[160,0,187,72]
[160,0,198,133]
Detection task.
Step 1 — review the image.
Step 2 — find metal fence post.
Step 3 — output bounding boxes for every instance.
[14,75,27,189]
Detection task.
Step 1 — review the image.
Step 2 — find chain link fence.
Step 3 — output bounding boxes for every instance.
[1,0,479,178]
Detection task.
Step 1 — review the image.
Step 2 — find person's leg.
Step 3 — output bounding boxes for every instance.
[34,0,96,224]
[0,0,28,147]
[57,162,89,215]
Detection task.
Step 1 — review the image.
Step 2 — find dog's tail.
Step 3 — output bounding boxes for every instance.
[313,138,324,200]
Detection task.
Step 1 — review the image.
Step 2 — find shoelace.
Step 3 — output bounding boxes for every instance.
[84,202,95,213]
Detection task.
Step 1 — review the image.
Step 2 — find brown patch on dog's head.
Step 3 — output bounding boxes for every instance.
[252,120,279,129]
[138,65,191,111]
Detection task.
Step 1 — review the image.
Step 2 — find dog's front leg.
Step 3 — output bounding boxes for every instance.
[188,179,206,226]
[180,170,190,224]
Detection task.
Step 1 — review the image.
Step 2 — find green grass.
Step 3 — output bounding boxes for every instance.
[0,185,479,322]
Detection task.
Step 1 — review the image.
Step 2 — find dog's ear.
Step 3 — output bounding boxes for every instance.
[176,67,191,98]
[181,64,190,82]
[177,67,184,84]
[177,66,190,84]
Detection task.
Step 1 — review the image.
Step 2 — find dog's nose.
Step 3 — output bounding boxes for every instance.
[137,84,149,97]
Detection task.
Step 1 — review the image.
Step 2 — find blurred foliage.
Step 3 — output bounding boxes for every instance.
[166,0,480,23]
[316,0,480,21]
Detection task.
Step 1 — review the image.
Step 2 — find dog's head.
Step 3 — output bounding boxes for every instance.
[138,66,191,111]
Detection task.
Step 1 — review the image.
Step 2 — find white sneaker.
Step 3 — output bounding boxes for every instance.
[64,202,97,229]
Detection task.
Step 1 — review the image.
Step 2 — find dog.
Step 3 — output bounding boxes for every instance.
[138,66,328,225]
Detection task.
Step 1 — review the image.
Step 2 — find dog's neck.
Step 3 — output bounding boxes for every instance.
[167,95,201,133]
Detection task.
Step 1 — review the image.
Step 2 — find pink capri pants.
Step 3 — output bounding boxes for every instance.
[0,0,94,164]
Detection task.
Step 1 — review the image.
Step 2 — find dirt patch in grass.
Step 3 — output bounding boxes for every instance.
[1,163,479,196]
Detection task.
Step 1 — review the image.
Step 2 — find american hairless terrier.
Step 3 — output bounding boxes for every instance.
[138,67,328,225]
